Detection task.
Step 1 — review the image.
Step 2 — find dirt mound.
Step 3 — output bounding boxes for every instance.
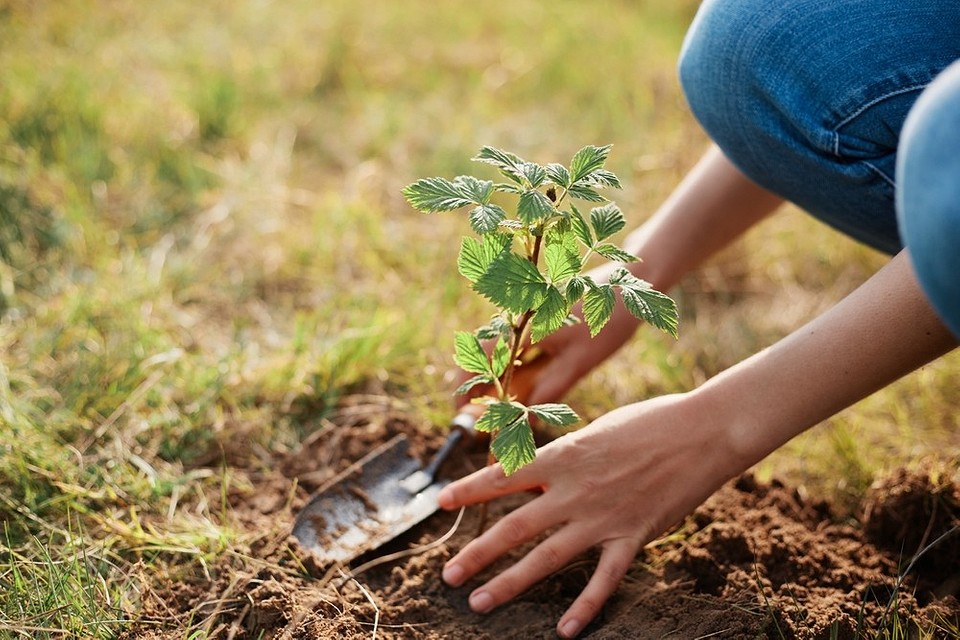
[122,404,960,639]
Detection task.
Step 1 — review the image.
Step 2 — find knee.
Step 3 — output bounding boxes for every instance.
[897,61,960,233]
[677,0,768,140]
[897,60,960,337]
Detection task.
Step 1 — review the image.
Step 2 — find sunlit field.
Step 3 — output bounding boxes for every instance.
[1,1,956,636]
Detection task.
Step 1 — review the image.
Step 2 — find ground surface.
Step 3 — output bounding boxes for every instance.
[120,400,959,640]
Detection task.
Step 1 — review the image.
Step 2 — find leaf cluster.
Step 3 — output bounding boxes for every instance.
[403,145,678,475]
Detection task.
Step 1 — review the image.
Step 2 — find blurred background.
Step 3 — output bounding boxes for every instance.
[1,0,956,635]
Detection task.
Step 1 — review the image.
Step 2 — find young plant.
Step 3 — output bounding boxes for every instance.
[403,145,678,475]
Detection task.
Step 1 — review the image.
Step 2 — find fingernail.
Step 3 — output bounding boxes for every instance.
[469,590,494,614]
[559,619,582,638]
[442,563,464,586]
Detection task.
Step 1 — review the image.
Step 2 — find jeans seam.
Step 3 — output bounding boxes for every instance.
[830,83,929,157]
[861,160,896,189]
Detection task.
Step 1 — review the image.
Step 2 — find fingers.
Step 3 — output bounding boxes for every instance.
[442,495,563,587]
[437,458,543,510]
[556,538,639,638]
[455,524,592,614]
[525,350,583,405]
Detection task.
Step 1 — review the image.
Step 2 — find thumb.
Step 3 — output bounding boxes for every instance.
[525,350,585,405]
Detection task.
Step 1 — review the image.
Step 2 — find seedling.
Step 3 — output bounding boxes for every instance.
[403,145,678,475]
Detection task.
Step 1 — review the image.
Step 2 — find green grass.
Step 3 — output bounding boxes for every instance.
[0,0,956,637]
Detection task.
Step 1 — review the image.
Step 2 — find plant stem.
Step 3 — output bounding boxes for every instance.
[478,234,543,535]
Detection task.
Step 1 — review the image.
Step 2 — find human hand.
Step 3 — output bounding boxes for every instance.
[437,392,739,638]
[453,261,641,410]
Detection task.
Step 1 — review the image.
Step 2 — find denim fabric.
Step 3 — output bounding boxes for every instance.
[678,0,960,254]
[897,60,960,339]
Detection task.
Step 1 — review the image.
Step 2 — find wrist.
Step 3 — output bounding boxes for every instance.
[685,381,771,481]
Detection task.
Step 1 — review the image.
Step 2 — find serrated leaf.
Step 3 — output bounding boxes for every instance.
[454,331,492,375]
[545,163,571,188]
[494,182,523,194]
[474,251,549,313]
[491,336,510,378]
[474,146,527,184]
[614,270,679,338]
[567,205,593,247]
[583,283,615,336]
[455,374,493,396]
[587,168,622,189]
[594,242,639,263]
[491,415,536,475]
[531,286,568,343]
[475,401,525,433]
[517,189,555,224]
[458,233,511,283]
[469,203,508,234]
[590,203,625,241]
[570,144,612,183]
[544,242,582,283]
[566,183,606,202]
[564,276,587,305]
[520,162,547,188]
[402,177,474,212]
[528,403,580,427]
[475,315,511,341]
[497,219,524,232]
[454,175,494,203]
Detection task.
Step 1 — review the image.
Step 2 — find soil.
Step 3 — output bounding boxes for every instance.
[122,399,960,639]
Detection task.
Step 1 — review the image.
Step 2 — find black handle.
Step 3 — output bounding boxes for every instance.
[422,411,477,481]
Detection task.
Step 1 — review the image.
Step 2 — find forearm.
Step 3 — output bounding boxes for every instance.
[697,251,957,473]
[623,145,784,290]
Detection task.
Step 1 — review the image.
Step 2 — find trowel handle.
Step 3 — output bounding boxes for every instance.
[419,411,478,483]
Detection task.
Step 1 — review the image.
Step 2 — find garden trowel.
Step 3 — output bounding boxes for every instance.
[292,411,479,565]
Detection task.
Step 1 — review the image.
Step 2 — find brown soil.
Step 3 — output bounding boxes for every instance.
[122,400,960,639]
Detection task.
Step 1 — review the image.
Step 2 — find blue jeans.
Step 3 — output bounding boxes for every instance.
[678,0,960,337]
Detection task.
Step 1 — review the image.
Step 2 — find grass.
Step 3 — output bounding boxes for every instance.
[0,0,956,637]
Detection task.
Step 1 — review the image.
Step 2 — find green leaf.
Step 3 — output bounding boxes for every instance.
[528,403,580,427]
[564,275,587,305]
[475,315,511,341]
[517,189,555,224]
[455,175,495,203]
[491,415,536,475]
[491,336,510,378]
[570,144,612,183]
[402,177,474,212]
[474,251,549,313]
[520,162,547,188]
[494,182,523,195]
[545,163,571,188]
[475,401,525,433]
[590,203,625,241]
[567,205,593,247]
[583,283,615,336]
[454,331,491,375]
[588,169,622,189]
[544,242,582,283]
[594,242,639,263]
[474,146,527,184]
[458,233,511,283]
[498,219,524,232]
[531,286,569,343]
[611,268,679,338]
[455,375,493,396]
[469,203,508,234]
[566,183,605,202]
